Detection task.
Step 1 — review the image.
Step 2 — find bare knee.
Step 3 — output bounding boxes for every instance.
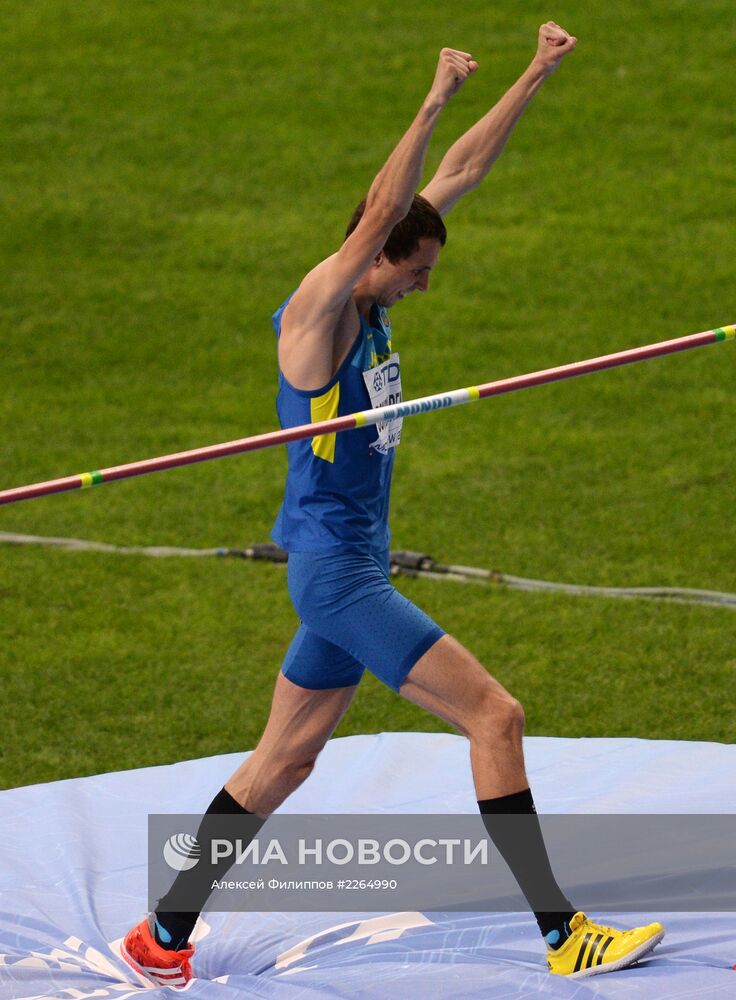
[281,753,318,784]
[259,743,321,789]
[227,746,322,813]
[471,689,525,742]
[505,695,525,734]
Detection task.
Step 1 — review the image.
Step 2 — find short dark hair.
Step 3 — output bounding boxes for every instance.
[345,193,447,263]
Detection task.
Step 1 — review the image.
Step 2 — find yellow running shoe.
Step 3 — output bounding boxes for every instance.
[547,912,665,978]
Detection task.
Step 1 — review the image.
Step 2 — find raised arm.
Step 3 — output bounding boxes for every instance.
[279,48,477,391]
[420,22,577,217]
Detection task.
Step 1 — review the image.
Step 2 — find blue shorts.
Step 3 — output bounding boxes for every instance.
[281,549,445,692]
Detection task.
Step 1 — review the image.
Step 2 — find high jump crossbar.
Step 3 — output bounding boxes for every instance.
[1,324,733,507]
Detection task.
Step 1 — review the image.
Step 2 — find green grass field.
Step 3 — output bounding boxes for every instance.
[2,1,734,789]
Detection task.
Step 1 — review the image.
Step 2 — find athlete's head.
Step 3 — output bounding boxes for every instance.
[346,193,446,308]
[346,193,447,263]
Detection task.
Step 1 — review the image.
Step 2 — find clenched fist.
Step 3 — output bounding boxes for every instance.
[427,47,479,106]
[533,21,577,74]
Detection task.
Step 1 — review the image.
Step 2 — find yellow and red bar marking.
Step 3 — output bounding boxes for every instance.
[1,323,733,507]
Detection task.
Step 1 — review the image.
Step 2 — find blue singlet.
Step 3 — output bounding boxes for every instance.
[270,293,396,554]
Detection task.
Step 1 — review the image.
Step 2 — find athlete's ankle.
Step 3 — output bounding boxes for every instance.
[543,917,574,950]
[151,911,197,951]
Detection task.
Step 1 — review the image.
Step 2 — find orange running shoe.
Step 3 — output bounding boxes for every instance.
[121,915,194,989]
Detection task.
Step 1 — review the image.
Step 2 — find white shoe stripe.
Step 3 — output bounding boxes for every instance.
[151,974,187,986]
[139,963,186,975]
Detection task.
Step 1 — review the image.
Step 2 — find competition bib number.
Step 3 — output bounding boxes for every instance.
[362,352,402,454]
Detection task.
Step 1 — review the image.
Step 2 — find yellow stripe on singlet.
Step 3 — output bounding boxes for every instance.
[310,382,340,463]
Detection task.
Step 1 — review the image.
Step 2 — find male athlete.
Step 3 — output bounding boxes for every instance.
[123,23,664,986]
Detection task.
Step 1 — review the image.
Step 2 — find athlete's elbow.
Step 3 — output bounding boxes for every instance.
[459,163,485,194]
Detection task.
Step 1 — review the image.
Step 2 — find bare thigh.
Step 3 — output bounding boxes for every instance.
[399,633,528,798]
[226,672,358,812]
[399,633,521,734]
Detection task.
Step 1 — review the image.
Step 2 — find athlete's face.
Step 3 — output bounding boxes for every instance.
[377,238,442,308]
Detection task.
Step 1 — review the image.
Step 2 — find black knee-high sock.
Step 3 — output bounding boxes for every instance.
[478,788,576,941]
[154,787,263,950]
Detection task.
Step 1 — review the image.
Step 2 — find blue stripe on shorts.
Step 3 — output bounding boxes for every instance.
[281,549,445,692]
